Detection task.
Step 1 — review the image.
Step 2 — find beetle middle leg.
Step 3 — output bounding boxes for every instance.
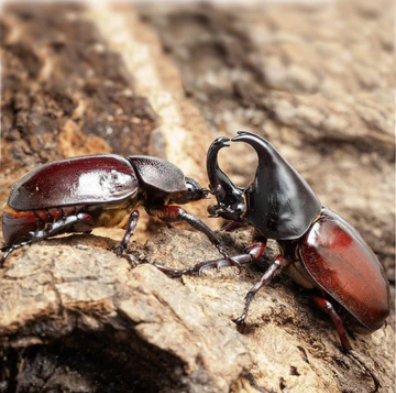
[311,295,381,392]
[234,253,288,325]
[113,210,140,267]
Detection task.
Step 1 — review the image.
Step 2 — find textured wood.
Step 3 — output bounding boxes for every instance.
[0,2,394,393]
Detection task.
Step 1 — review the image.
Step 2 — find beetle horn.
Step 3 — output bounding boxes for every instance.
[207,136,233,199]
[206,136,246,220]
[231,131,280,166]
[231,131,321,239]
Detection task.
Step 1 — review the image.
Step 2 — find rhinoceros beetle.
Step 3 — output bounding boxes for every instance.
[157,132,390,391]
[0,154,227,265]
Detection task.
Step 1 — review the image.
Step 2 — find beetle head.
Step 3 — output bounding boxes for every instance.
[206,136,245,221]
[170,176,209,204]
[227,131,322,240]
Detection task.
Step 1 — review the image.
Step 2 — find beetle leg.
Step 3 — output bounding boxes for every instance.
[34,213,94,241]
[155,242,265,280]
[311,295,381,392]
[113,210,139,267]
[311,296,351,351]
[234,254,285,325]
[1,244,26,266]
[147,205,227,256]
[195,241,266,275]
[0,213,94,266]
[155,253,249,277]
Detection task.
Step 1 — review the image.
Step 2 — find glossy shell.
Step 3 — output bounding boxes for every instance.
[299,208,390,331]
[9,155,139,210]
[128,156,187,194]
[232,132,321,240]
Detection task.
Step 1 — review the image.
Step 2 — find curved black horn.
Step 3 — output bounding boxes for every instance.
[231,131,281,166]
[206,136,233,200]
[231,131,321,240]
[206,136,246,220]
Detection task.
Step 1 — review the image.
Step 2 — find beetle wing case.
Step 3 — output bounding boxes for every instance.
[299,208,390,332]
[128,156,187,195]
[8,155,139,210]
[232,132,321,240]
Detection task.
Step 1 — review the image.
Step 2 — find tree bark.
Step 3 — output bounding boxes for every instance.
[0,2,394,393]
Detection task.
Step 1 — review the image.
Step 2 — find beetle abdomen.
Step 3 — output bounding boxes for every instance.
[8,155,139,210]
[298,208,390,331]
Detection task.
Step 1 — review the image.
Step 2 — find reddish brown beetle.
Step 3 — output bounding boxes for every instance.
[157,132,390,391]
[1,154,226,265]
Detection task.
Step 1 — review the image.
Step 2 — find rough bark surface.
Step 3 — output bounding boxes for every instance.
[0,2,395,393]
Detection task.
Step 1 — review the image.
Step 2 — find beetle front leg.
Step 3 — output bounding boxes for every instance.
[147,205,229,258]
[234,253,287,325]
[155,241,266,280]
[311,296,380,392]
[155,253,251,277]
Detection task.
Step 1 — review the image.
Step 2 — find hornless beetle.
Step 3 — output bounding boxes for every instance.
[157,132,390,391]
[0,154,227,265]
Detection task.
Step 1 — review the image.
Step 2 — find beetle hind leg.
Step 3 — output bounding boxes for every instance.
[1,212,94,267]
[1,242,30,266]
[312,295,381,392]
[234,253,286,325]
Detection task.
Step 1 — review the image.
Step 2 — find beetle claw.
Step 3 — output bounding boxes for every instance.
[113,244,125,257]
[232,314,246,325]
[349,350,381,392]
[198,265,209,276]
[215,245,244,274]
[154,263,189,277]
[229,257,243,275]
[113,243,138,269]
[196,257,243,276]
[120,253,136,268]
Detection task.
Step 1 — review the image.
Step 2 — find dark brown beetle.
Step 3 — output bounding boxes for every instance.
[1,154,226,265]
[157,132,390,391]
